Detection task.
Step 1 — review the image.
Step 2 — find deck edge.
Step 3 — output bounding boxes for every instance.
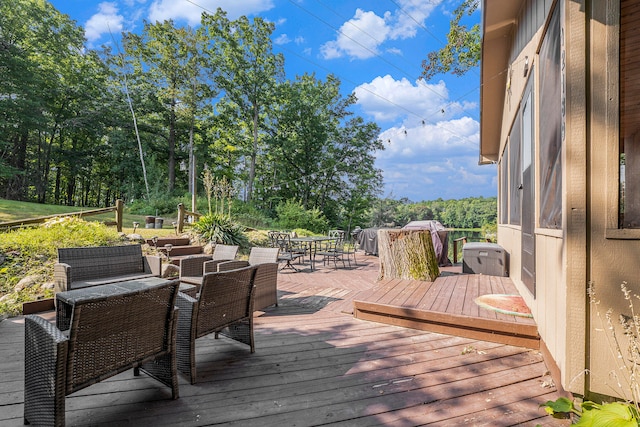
[353,300,541,349]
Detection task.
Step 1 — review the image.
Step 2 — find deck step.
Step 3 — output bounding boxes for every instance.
[156,245,203,256]
[146,237,191,246]
[353,300,540,349]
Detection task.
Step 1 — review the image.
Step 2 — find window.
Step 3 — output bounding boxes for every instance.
[509,116,522,226]
[538,5,562,229]
[500,145,509,224]
[620,0,640,228]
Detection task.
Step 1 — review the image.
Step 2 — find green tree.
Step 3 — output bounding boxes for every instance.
[264,73,383,229]
[275,199,329,234]
[421,0,480,80]
[123,21,209,192]
[0,0,111,205]
[201,9,285,202]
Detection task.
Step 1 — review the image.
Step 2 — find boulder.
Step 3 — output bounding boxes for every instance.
[14,275,42,292]
[161,263,180,278]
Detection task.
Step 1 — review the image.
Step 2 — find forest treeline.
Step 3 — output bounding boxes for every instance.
[1,1,383,229]
[370,196,496,230]
[0,1,496,232]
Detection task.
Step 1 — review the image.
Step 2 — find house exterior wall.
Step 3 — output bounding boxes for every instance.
[486,0,640,399]
[493,1,577,389]
[487,0,585,395]
[586,0,640,399]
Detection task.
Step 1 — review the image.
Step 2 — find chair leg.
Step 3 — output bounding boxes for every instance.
[220,319,254,352]
[279,259,299,272]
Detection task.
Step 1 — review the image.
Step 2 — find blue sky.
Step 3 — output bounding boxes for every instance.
[48,0,495,202]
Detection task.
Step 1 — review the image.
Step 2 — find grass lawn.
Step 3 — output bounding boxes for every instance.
[0,198,181,238]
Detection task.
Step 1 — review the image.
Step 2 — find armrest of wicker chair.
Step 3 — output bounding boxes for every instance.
[143,254,163,276]
[53,262,72,293]
[203,259,235,273]
[179,255,212,277]
[175,292,197,383]
[216,260,250,272]
[24,315,69,426]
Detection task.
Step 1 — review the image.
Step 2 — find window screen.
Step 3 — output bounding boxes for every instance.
[500,146,509,224]
[538,5,562,229]
[509,117,522,226]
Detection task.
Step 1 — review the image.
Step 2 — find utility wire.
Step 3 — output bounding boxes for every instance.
[108,25,151,200]
[180,0,491,135]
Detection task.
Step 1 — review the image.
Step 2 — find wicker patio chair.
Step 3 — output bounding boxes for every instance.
[179,244,239,290]
[24,281,180,426]
[176,265,258,384]
[217,247,279,310]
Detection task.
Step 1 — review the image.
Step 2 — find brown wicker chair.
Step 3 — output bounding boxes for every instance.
[217,247,279,310]
[179,244,239,289]
[24,280,180,426]
[176,265,258,384]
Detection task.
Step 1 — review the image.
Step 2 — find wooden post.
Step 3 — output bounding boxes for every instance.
[177,203,185,233]
[378,229,440,281]
[115,199,123,232]
[453,237,468,264]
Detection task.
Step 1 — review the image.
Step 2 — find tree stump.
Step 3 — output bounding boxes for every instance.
[378,229,440,281]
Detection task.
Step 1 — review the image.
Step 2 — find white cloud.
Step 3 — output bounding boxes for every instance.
[148,0,275,26]
[274,34,291,45]
[84,2,124,43]
[363,74,489,201]
[320,9,389,60]
[385,47,403,56]
[389,0,441,40]
[320,0,442,60]
[378,117,479,161]
[354,75,449,123]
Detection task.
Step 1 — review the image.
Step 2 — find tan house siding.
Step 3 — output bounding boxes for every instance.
[491,0,579,392]
[486,0,640,399]
[563,0,588,396]
[586,0,640,399]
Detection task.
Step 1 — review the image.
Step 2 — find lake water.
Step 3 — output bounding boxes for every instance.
[447,230,484,263]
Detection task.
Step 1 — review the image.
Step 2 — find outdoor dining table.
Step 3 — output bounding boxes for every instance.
[289,236,336,271]
[55,276,188,331]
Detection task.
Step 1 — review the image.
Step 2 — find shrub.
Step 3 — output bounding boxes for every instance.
[231,201,275,229]
[0,217,122,316]
[276,200,329,234]
[192,214,249,248]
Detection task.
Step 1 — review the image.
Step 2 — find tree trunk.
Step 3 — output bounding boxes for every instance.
[168,103,176,192]
[247,100,259,202]
[378,229,440,281]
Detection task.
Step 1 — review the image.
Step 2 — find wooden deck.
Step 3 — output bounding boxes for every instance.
[353,274,540,350]
[0,253,570,426]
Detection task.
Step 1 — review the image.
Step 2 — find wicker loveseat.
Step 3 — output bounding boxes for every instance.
[24,280,180,426]
[54,244,162,292]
